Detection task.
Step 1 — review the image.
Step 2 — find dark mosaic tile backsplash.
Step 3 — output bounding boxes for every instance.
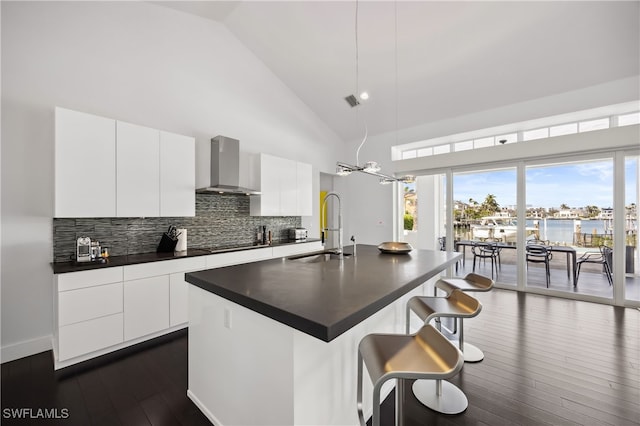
[53,194,301,262]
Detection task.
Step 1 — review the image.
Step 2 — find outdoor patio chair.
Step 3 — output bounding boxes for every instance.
[576,245,613,286]
[526,238,550,246]
[471,241,499,279]
[525,244,552,287]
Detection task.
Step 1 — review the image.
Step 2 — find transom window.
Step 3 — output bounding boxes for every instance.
[395,107,638,160]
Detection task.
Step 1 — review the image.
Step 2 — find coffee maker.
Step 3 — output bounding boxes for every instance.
[76,237,92,262]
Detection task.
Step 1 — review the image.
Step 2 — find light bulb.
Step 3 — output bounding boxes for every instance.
[363,161,381,173]
[336,165,352,176]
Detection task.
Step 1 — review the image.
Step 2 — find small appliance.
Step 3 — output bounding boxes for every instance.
[76,237,92,262]
[289,228,308,241]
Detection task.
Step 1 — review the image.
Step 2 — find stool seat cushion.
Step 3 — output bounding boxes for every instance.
[438,273,494,292]
[359,324,463,385]
[408,289,482,324]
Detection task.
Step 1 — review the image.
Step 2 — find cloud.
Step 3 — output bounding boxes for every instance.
[452,161,618,208]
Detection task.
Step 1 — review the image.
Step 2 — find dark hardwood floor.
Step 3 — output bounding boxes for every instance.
[2,290,639,425]
[1,330,210,425]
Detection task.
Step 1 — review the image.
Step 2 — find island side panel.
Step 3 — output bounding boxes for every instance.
[188,285,295,426]
[292,279,431,425]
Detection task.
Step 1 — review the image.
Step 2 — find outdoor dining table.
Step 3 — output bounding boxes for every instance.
[454,240,578,286]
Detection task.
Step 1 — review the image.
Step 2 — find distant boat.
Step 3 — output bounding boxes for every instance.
[472,215,538,242]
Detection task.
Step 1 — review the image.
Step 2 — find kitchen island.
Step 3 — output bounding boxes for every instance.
[185,244,460,426]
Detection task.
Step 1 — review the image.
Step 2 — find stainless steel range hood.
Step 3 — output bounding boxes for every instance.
[196,136,260,195]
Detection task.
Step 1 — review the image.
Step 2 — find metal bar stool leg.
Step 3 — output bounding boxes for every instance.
[356,351,366,426]
[458,317,484,362]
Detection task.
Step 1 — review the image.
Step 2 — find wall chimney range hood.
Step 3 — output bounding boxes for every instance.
[196,136,260,195]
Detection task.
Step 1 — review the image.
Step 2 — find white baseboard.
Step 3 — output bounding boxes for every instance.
[187,389,224,426]
[1,335,53,364]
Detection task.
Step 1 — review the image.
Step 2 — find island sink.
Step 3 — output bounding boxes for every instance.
[287,250,352,263]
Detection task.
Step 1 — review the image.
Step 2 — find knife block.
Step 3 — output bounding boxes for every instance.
[157,232,178,253]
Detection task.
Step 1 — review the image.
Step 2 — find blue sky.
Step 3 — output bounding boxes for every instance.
[450,159,637,209]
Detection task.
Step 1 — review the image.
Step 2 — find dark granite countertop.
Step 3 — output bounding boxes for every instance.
[52,239,321,274]
[185,244,461,342]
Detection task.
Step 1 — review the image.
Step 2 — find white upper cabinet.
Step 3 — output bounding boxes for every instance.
[55,107,116,217]
[251,154,282,216]
[160,131,195,217]
[250,153,313,217]
[296,162,313,216]
[280,157,298,215]
[116,121,160,217]
[54,107,195,218]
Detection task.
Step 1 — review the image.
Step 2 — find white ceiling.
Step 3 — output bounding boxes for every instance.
[156,1,639,142]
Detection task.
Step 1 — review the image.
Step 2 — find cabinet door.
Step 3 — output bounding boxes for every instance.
[160,131,195,217]
[280,158,297,216]
[55,107,116,217]
[296,162,313,216]
[124,275,169,340]
[169,272,188,327]
[252,154,282,216]
[251,154,307,216]
[117,121,160,217]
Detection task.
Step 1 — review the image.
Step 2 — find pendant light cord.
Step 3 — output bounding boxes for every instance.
[395,0,398,146]
[354,0,366,167]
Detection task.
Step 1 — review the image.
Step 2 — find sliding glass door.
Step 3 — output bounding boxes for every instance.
[625,155,639,302]
[452,168,518,287]
[402,150,638,306]
[525,159,613,298]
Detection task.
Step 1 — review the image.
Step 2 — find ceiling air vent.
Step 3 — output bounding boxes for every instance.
[344,94,360,108]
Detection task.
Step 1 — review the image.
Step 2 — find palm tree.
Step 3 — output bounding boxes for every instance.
[482,194,499,214]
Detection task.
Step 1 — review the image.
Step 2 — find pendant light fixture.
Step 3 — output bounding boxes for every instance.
[336,0,415,185]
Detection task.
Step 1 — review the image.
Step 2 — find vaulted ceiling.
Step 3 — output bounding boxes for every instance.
[155,1,639,142]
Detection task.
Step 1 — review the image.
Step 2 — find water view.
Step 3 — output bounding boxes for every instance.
[526,219,610,245]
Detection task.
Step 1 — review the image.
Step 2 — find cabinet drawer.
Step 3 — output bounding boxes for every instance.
[57,267,123,292]
[59,282,123,326]
[272,242,323,258]
[58,313,123,361]
[123,257,206,281]
[205,247,273,268]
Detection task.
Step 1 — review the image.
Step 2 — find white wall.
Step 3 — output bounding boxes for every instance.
[0,1,342,361]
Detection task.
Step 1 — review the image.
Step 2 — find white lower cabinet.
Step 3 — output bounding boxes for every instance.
[170,273,189,327]
[124,275,169,341]
[59,282,123,327]
[58,314,123,361]
[55,268,124,363]
[54,242,321,368]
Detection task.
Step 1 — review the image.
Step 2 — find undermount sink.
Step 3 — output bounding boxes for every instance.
[287,251,352,263]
